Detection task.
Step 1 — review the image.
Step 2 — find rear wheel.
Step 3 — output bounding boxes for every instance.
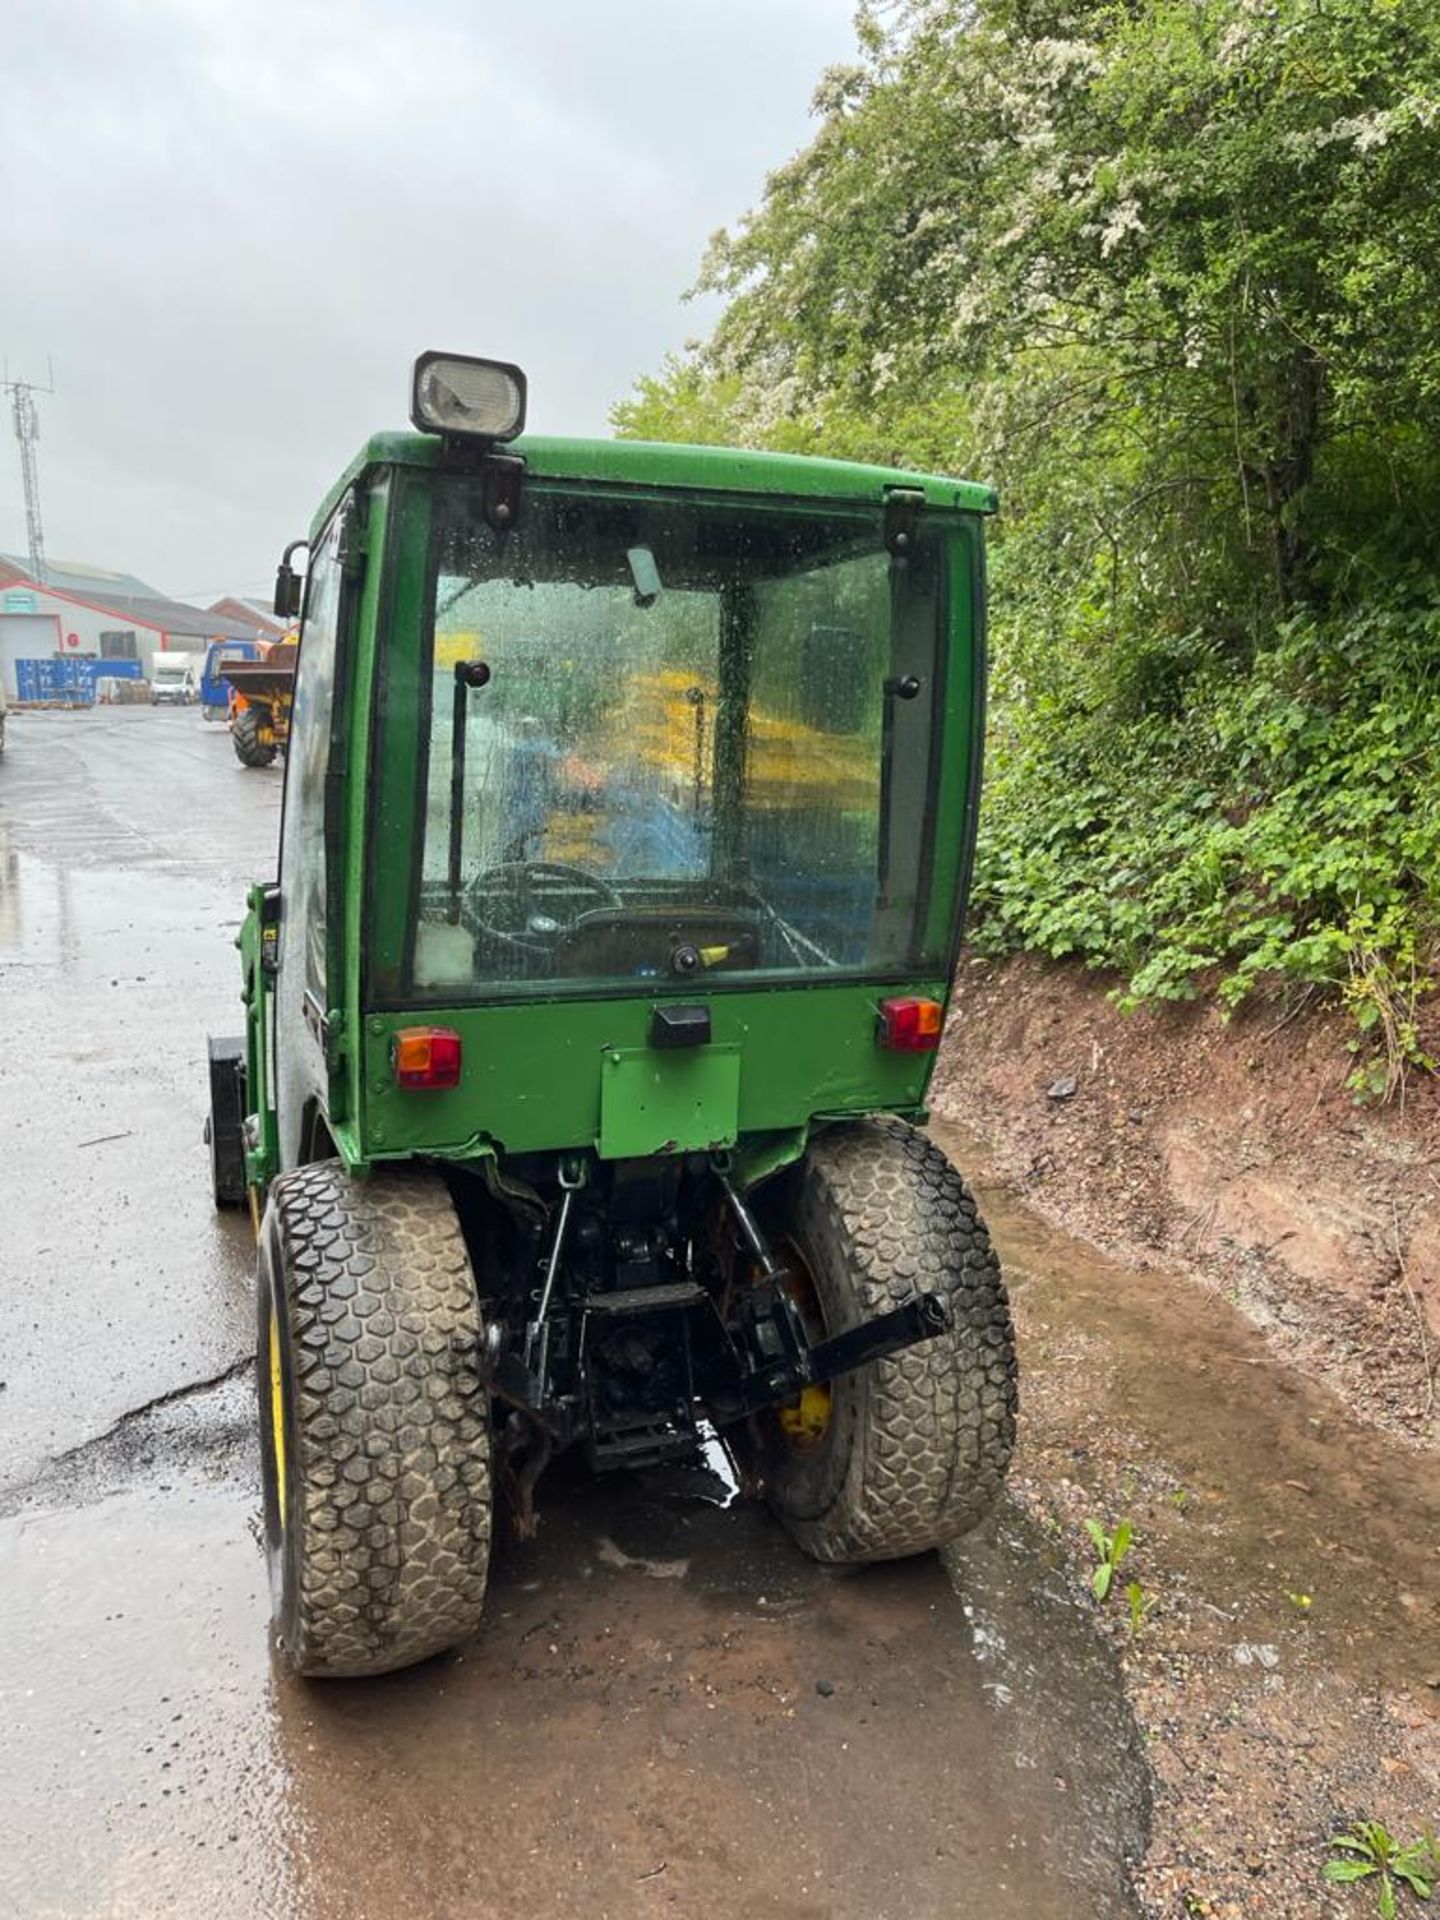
[762,1118,1017,1563]
[258,1162,493,1677]
[232,705,277,767]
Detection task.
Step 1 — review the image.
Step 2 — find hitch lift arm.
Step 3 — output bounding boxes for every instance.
[710,1158,952,1419]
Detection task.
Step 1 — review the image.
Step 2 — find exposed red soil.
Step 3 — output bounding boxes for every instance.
[930,954,1439,1445]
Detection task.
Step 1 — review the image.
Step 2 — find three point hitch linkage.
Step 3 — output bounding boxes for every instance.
[489,1153,953,1430]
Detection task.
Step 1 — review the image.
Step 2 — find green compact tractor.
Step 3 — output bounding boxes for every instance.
[207,351,1016,1678]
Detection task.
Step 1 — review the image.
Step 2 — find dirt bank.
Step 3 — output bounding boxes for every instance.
[929,964,1440,1916]
[932,955,1439,1447]
[930,1116,1440,1920]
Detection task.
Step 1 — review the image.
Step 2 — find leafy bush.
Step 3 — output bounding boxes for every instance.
[615,0,1440,1094]
[970,579,1439,1092]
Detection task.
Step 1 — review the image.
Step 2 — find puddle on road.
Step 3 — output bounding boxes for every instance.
[0,725,274,1492]
[0,840,259,1483]
[265,1458,1146,1920]
[0,1451,1148,1920]
[0,1484,304,1920]
[0,846,242,986]
[0,711,280,900]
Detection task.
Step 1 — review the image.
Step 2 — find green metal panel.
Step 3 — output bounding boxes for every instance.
[598,1044,741,1159]
[923,517,983,958]
[357,979,942,1161]
[239,885,279,1187]
[310,432,997,540]
[336,474,390,1132]
[361,468,433,1006]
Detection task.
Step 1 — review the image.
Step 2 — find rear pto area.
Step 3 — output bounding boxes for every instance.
[246,1125,1014,1678]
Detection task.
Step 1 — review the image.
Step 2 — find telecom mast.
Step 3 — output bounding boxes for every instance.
[2,363,53,585]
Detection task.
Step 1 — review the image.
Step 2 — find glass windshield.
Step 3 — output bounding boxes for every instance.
[408,481,945,996]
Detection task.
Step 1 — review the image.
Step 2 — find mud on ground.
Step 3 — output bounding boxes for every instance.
[928,958,1440,1919]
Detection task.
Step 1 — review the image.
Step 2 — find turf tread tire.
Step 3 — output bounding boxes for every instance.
[259,1161,492,1677]
[232,706,277,767]
[763,1118,1017,1563]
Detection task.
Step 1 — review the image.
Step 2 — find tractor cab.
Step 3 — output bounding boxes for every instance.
[209,354,1016,1679]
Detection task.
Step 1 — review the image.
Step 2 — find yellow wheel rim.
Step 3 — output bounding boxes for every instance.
[268,1303,287,1532]
[774,1237,833,1453]
[778,1381,832,1450]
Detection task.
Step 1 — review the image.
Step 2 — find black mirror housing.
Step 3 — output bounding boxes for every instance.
[273,564,301,618]
[273,538,310,619]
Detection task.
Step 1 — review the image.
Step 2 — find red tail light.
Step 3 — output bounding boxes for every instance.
[877,997,944,1053]
[392,1026,462,1089]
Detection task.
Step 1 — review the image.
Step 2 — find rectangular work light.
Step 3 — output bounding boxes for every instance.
[411,351,527,443]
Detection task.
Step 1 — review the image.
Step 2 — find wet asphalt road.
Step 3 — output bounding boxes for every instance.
[0,709,1149,1920]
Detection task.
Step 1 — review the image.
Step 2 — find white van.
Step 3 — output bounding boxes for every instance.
[151,656,199,705]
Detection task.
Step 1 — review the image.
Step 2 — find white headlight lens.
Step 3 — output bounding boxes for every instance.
[412,354,526,441]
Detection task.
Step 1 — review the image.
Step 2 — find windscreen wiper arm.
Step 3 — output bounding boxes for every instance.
[765,904,837,969]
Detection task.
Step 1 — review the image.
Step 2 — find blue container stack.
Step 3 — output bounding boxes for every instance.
[14,658,144,706]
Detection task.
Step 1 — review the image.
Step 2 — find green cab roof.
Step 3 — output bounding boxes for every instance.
[310,431,997,542]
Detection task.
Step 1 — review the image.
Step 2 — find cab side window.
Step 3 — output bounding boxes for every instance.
[280,513,343,1000]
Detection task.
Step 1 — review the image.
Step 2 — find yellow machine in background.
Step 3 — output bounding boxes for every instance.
[535,666,876,867]
[222,636,298,769]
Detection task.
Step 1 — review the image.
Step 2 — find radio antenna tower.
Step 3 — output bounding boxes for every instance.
[2,360,54,585]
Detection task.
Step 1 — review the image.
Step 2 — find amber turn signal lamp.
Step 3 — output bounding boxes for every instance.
[876,997,944,1052]
[392,1026,463,1089]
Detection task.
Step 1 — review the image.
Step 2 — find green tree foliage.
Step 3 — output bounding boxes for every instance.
[614,0,1440,1088]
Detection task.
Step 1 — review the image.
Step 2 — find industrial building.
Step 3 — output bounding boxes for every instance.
[207,595,288,641]
[0,553,266,698]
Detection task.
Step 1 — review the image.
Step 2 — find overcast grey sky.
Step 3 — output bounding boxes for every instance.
[1,0,856,602]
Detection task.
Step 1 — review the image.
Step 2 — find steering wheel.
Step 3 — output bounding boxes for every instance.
[466,861,622,949]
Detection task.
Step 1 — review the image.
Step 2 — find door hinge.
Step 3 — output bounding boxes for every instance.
[883,486,925,557]
[303,991,344,1064]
